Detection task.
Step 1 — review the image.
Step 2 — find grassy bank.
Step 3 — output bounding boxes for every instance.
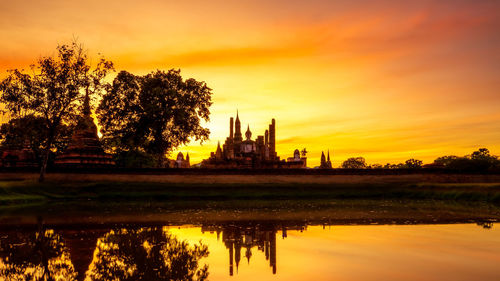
[1,179,500,206]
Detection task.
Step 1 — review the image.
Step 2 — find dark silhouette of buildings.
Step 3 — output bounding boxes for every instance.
[167,152,191,168]
[0,140,37,168]
[287,149,307,167]
[54,93,114,167]
[202,112,306,168]
[320,150,332,169]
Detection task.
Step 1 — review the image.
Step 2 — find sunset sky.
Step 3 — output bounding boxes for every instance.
[1,0,499,167]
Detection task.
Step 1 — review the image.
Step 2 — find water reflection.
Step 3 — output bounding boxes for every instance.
[86,227,208,281]
[0,218,498,281]
[1,223,209,281]
[0,218,77,281]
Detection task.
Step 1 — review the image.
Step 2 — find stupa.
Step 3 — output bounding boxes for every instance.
[54,93,115,167]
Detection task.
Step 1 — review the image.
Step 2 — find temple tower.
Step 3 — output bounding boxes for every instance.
[245,125,252,140]
[54,92,114,167]
[216,141,223,160]
[269,119,276,160]
[229,117,234,139]
[234,111,242,142]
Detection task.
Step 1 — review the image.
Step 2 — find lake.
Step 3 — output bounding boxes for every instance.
[0,200,499,281]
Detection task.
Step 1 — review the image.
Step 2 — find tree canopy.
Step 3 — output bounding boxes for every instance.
[97,70,213,167]
[341,157,367,169]
[404,158,423,169]
[0,41,113,180]
[431,148,499,172]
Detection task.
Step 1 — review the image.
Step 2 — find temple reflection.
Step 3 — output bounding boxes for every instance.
[201,223,307,276]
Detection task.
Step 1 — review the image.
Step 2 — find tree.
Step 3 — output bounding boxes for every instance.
[0,115,74,165]
[405,158,423,169]
[97,70,212,166]
[431,149,500,172]
[467,148,499,171]
[369,163,383,169]
[341,157,366,169]
[0,41,113,181]
[433,155,460,168]
[470,148,493,160]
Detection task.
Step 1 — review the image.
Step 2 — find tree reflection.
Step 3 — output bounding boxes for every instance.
[0,220,77,281]
[476,222,494,229]
[85,227,209,281]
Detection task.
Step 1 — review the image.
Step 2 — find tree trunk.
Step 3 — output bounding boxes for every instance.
[39,138,53,183]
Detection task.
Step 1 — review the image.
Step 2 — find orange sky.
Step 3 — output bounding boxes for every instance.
[1,0,499,167]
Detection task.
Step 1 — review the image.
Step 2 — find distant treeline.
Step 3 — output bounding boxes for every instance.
[340,148,500,173]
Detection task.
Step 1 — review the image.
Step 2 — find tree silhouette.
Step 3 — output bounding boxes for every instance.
[369,163,383,169]
[341,157,366,169]
[85,227,209,281]
[0,41,113,181]
[431,148,500,172]
[301,148,308,157]
[470,148,493,160]
[97,70,212,167]
[432,155,460,167]
[405,158,423,169]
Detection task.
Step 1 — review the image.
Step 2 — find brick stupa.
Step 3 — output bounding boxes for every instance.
[54,93,115,167]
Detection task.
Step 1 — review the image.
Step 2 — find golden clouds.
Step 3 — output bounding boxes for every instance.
[1,0,500,166]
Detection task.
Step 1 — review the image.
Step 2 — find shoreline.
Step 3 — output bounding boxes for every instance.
[2,172,500,184]
[1,199,499,228]
[1,173,499,206]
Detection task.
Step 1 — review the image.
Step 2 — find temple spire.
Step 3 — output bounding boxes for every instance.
[245,124,252,140]
[327,150,330,161]
[83,91,91,116]
[234,110,242,141]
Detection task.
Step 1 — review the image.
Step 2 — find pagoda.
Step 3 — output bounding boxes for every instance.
[54,93,115,167]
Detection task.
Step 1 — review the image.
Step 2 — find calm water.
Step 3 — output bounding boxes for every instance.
[1,202,499,280]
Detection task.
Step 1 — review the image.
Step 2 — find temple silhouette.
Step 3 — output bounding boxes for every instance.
[202,111,307,168]
[0,140,37,168]
[167,152,191,168]
[54,93,114,167]
[320,150,333,169]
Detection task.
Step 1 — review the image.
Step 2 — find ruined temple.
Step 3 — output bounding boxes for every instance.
[54,93,114,167]
[0,140,37,168]
[320,150,333,169]
[202,111,306,168]
[167,152,191,168]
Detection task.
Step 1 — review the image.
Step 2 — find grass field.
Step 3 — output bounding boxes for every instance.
[1,172,500,206]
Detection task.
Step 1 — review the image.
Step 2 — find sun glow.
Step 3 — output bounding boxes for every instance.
[1,0,500,166]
